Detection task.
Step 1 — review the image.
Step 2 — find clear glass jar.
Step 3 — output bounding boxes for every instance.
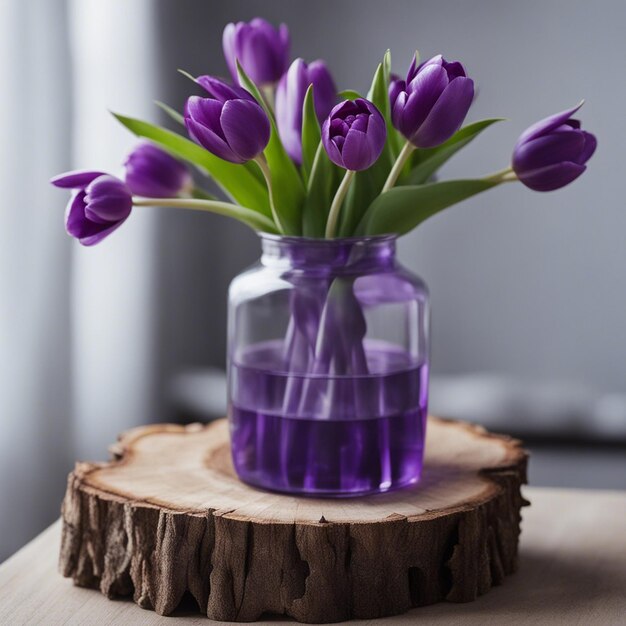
[227,234,429,497]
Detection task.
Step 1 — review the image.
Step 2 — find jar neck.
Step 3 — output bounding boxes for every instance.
[259,234,397,273]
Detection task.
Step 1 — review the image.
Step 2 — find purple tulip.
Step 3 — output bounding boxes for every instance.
[184,77,270,164]
[222,18,290,86]
[124,142,192,198]
[321,99,386,171]
[50,171,132,246]
[275,58,337,163]
[512,103,597,192]
[390,54,474,148]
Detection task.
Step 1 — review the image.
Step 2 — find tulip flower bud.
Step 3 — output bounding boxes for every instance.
[275,58,337,164]
[512,103,597,191]
[222,18,290,86]
[124,142,192,198]
[388,73,404,110]
[184,77,271,164]
[321,98,386,171]
[391,54,474,148]
[50,171,132,246]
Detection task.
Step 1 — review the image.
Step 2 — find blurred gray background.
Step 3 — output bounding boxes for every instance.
[1,0,624,561]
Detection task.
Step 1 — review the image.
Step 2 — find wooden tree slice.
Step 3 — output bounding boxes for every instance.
[60,416,528,623]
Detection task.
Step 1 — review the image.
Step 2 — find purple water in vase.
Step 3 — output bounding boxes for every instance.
[227,235,429,496]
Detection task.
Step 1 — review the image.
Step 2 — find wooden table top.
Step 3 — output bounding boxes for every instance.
[1,487,625,625]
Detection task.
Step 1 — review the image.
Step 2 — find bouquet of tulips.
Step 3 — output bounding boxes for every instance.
[50,18,597,427]
[51,17,596,245]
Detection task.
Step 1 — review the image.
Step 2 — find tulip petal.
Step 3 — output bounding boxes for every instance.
[237,28,279,85]
[388,78,405,111]
[185,97,225,138]
[124,142,190,198]
[65,191,89,237]
[195,75,253,102]
[186,117,241,163]
[275,69,303,163]
[578,131,597,164]
[350,113,368,133]
[248,18,289,78]
[365,110,387,155]
[275,59,307,159]
[517,161,586,192]
[84,175,132,223]
[308,60,337,121]
[331,99,360,119]
[220,99,270,161]
[277,23,291,67]
[341,129,374,171]
[513,131,586,173]
[227,19,289,85]
[50,170,106,189]
[78,220,126,246]
[333,136,345,150]
[411,76,474,147]
[322,118,343,167]
[406,53,421,83]
[391,90,408,131]
[443,60,466,79]
[222,22,238,83]
[517,102,584,145]
[400,64,449,139]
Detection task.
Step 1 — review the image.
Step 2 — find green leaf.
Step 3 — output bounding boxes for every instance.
[300,84,321,187]
[177,68,198,84]
[154,100,184,126]
[338,89,363,100]
[366,62,389,120]
[236,61,305,235]
[112,113,272,218]
[302,143,341,237]
[337,155,392,237]
[356,179,500,236]
[383,48,392,82]
[405,118,505,185]
[384,50,404,158]
[368,53,401,159]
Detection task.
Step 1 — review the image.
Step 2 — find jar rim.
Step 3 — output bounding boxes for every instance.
[259,232,398,246]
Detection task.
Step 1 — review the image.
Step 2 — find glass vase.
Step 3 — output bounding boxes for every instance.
[227,234,429,497]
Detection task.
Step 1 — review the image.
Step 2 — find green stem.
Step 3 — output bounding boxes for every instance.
[484,166,517,183]
[189,186,216,201]
[254,155,284,234]
[325,169,355,239]
[381,140,416,193]
[132,197,278,233]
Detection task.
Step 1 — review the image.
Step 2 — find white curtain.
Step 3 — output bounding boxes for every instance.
[68,0,161,460]
[0,0,160,561]
[0,0,73,562]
